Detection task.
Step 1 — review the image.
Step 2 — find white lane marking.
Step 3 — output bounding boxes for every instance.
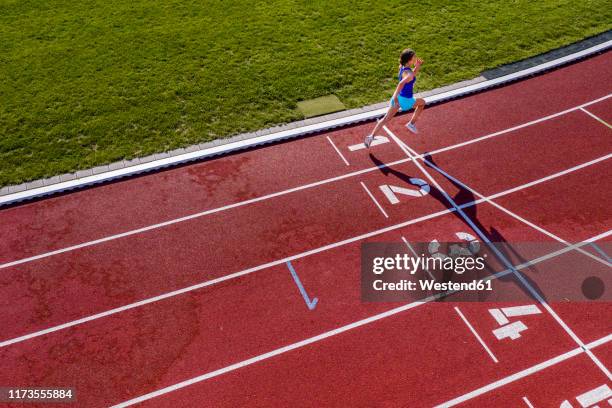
[2,98,610,271]
[108,248,610,408]
[580,107,612,129]
[454,306,499,363]
[2,167,610,349]
[348,136,390,151]
[116,334,611,408]
[386,127,612,380]
[522,396,535,408]
[435,334,612,407]
[360,181,388,218]
[489,309,509,326]
[501,305,542,318]
[2,209,455,349]
[380,179,430,204]
[588,333,612,349]
[326,136,350,166]
[576,384,612,407]
[401,236,436,280]
[493,321,528,341]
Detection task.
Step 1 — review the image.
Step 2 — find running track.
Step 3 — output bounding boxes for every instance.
[0,52,611,407]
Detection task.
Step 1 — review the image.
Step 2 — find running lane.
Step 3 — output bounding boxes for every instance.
[0,203,581,407]
[493,159,611,243]
[395,108,611,202]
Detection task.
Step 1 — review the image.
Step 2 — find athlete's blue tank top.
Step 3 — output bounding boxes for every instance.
[398,66,416,98]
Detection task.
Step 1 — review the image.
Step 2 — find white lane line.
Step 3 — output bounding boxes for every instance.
[576,384,612,406]
[361,181,388,218]
[108,246,609,408]
[489,309,509,326]
[2,209,454,348]
[588,333,612,349]
[454,306,499,363]
[435,334,612,407]
[2,163,610,349]
[502,305,542,318]
[326,136,350,166]
[348,136,390,151]
[580,107,612,129]
[522,396,535,408]
[401,236,436,280]
[385,127,612,380]
[417,154,612,268]
[4,150,603,275]
[2,96,610,271]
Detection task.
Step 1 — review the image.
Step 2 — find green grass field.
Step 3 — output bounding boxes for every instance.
[1,0,610,186]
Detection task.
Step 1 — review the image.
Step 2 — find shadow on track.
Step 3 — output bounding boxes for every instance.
[369,152,547,303]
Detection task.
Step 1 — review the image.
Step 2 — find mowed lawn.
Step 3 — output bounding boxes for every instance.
[1,0,610,186]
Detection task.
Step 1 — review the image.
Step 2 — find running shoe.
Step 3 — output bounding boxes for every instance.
[406,123,419,134]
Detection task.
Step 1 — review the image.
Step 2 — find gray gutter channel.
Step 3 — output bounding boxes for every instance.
[1,33,610,207]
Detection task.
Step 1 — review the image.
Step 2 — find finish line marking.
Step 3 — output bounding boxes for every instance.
[326,136,350,166]
[522,396,536,408]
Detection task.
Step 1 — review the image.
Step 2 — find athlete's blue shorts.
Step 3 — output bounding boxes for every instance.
[391,95,416,111]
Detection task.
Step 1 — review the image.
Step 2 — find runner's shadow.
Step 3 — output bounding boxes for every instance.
[369,153,547,303]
